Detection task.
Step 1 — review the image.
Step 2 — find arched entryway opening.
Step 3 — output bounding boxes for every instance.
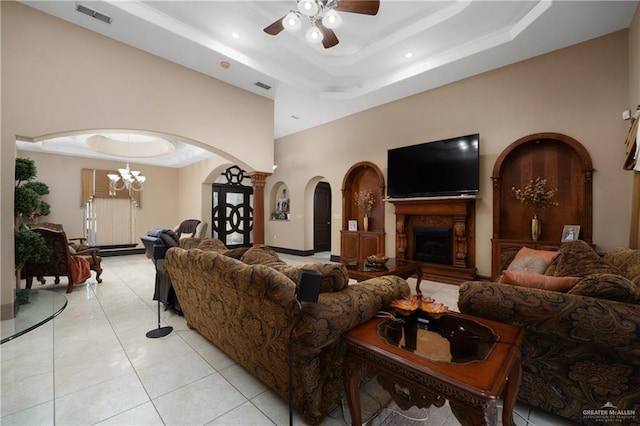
[303,177,332,254]
[15,129,255,248]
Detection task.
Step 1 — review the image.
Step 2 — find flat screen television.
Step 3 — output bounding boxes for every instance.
[387,133,480,198]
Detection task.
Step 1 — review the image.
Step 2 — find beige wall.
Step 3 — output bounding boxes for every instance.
[177,156,238,237]
[270,30,632,277]
[1,3,273,317]
[631,4,640,107]
[15,151,180,240]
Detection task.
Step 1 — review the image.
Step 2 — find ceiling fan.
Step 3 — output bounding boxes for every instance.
[263,0,380,49]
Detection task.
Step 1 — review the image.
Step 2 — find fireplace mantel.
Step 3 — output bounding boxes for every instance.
[389,197,477,284]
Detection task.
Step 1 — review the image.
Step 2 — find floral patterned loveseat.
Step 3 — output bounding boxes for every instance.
[164,243,410,425]
[458,241,640,424]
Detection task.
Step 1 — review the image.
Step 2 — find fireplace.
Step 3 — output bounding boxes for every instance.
[414,227,452,265]
[389,197,477,284]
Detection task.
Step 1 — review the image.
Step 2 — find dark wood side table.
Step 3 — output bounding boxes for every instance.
[343,258,424,294]
[343,311,524,425]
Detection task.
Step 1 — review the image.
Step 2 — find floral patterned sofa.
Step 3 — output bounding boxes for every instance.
[164,242,410,425]
[458,240,640,424]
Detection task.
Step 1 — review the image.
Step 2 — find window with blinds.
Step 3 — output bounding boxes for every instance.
[81,168,140,246]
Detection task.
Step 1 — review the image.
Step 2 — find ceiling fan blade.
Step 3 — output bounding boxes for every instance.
[335,0,380,15]
[264,16,285,35]
[317,22,339,48]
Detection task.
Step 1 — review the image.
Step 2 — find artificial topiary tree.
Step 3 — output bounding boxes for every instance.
[15,157,51,230]
[14,157,50,277]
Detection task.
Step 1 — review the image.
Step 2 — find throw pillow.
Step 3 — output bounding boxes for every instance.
[223,247,250,260]
[196,238,227,253]
[545,240,621,278]
[240,245,286,268]
[506,247,560,274]
[275,263,349,293]
[568,273,640,303]
[499,270,579,292]
[604,248,640,286]
[179,238,201,250]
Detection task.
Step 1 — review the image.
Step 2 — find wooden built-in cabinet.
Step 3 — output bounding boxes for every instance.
[340,162,385,263]
[491,133,594,280]
[340,231,385,264]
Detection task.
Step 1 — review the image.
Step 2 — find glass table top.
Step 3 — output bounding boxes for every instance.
[345,258,415,273]
[1,289,67,344]
[378,311,498,364]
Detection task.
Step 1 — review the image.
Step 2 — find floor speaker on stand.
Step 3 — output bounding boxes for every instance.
[146,258,173,339]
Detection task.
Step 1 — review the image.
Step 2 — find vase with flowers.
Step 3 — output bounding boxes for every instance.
[512,177,559,241]
[354,189,375,232]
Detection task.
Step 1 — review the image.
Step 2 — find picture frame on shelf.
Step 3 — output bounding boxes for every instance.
[348,220,357,231]
[561,225,581,242]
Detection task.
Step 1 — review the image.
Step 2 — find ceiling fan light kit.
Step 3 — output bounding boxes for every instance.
[264,0,379,49]
[283,12,302,32]
[305,25,324,43]
[298,0,319,16]
[322,10,342,29]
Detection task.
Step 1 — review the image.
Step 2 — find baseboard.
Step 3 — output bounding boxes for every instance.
[270,246,316,257]
[98,247,146,257]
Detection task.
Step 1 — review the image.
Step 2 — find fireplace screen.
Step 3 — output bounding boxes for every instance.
[414,227,452,265]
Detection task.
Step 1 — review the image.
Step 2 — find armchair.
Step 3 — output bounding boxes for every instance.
[22,226,103,293]
[172,219,208,240]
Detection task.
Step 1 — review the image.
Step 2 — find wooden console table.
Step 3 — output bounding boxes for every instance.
[343,311,524,425]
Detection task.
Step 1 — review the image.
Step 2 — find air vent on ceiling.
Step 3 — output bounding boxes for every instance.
[76,3,112,24]
[254,82,272,91]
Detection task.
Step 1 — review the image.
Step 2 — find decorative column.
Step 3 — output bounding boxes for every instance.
[453,215,468,268]
[247,171,271,246]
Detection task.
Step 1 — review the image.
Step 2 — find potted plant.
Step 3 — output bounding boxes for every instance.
[14,157,51,290]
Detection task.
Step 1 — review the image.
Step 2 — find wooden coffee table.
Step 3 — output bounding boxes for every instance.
[343,258,424,294]
[343,311,524,425]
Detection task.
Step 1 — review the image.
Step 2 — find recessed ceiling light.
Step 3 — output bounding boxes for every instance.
[405,52,413,59]
[231,32,240,39]
[220,61,230,69]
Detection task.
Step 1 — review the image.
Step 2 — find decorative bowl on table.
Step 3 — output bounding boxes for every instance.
[390,295,449,318]
[419,296,449,318]
[390,295,420,315]
[366,254,389,267]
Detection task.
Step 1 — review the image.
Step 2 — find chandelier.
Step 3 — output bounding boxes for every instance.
[283,0,343,44]
[107,163,146,194]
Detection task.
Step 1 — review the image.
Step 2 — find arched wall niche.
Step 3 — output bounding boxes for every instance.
[490,132,594,279]
[341,161,385,233]
[340,161,385,263]
[271,181,290,220]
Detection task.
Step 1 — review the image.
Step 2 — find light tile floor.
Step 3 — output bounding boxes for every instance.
[1,252,575,426]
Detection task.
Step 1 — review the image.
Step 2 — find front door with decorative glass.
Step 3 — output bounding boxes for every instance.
[212,166,253,248]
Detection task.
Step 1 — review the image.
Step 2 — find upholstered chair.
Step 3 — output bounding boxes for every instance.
[23,225,102,293]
